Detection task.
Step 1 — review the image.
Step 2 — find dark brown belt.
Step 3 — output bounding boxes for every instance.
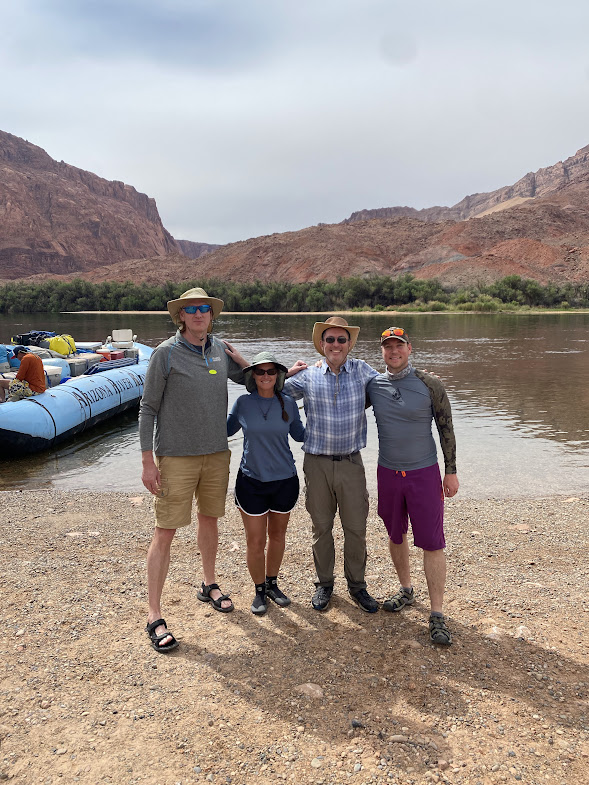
[315,452,359,461]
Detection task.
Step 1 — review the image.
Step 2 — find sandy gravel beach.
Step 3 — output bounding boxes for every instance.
[2,491,588,785]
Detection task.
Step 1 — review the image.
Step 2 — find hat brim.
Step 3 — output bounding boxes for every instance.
[167,295,224,328]
[244,368,287,394]
[381,335,409,345]
[312,321,360,357]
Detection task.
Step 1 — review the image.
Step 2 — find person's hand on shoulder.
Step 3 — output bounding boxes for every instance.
[223,341,249,368]
[287,360,308,377]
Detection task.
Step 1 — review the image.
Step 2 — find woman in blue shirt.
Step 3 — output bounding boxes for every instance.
[227,352,305,615]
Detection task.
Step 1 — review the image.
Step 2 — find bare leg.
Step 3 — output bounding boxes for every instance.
[0,378,10,403]
[388,534,412,588]
[147,526,176,647]
[266,512,290,577]
[240,511,268,585]
[423,548,446,614]
[197,513,232,609]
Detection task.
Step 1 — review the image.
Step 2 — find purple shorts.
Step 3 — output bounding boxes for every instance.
[377,463,445,551]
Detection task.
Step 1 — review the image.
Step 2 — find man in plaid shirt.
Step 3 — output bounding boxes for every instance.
[284,317,379,613]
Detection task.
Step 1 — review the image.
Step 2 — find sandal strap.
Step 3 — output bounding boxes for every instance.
[146,618,167,634]
[429,616,452,644]
[153,631,176,644]
[202,582,220,595]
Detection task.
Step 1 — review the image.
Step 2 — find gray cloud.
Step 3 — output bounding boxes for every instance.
[8,0,284,70]
[1,1,589,244]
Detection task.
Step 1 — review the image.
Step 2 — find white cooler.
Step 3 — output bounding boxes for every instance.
[76,342,103,351]
[44,365,63,388]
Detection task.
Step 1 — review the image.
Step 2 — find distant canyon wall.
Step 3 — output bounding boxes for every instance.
[0,130,177,280]
[345,144,589,224]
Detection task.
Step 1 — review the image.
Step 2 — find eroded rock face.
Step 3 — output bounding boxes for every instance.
[0,130,177,279]
[4,129,589,287]
[174,239,222,259]
[21,176,589,287]
[344,144,589,224]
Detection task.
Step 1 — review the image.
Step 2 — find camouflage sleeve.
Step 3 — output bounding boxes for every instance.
[414,370,457,474]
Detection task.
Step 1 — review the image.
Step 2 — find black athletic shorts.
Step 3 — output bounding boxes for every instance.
[234,469,299,516]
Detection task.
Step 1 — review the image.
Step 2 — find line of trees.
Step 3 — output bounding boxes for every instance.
[0,274,588,313]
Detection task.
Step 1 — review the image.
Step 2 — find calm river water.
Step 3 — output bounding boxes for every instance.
[1,311,588,499]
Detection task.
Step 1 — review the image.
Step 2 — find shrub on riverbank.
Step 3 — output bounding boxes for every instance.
[0,274,588,313]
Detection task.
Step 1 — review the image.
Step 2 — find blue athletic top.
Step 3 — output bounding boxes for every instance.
[227,392,305,483]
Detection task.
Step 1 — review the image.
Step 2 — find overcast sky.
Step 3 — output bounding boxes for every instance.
[2,1,589,244]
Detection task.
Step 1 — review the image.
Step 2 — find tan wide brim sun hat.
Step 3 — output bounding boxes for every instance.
[243,351,288,393]
[312,316,360,357]
[166,287,224,332]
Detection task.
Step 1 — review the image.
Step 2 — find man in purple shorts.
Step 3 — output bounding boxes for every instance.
[367,327,459,645]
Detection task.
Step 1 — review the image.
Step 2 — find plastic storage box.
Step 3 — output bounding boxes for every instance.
[44,365,63,388]
[67,357,88,377]
[122,347,139,361]
[84,353,103,370]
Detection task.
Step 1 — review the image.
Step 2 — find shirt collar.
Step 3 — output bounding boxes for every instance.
[177,330,211,353]
[321,357,350,374]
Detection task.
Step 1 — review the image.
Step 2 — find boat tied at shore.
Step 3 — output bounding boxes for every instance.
[0,330,152,458]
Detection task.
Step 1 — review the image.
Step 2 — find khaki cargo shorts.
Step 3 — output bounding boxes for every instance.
[154,451,231,529]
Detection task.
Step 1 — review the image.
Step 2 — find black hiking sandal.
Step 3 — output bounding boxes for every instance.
[145,618,179,654]
[197,582,234,613]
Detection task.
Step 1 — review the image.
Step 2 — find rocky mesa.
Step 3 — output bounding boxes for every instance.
[0,130,177,280]
[46,177,589,288]
[3,129,589,287]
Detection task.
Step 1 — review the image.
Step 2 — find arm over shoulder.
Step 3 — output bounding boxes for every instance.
[282,370,307,400]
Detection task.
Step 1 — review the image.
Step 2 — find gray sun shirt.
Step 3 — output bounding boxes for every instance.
[139,331,245,456]
[367,369,457,474]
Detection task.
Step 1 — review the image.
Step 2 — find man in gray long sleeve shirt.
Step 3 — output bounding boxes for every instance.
[140,287,248,653]
[367,326,459,646]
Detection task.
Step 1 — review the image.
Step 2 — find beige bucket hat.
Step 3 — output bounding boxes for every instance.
[167,287,224,332]
[312,316,360,357]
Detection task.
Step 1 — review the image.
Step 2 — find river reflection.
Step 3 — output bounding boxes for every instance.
[1,311,587,498]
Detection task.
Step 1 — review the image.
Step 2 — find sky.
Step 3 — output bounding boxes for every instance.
[2,0,589,245]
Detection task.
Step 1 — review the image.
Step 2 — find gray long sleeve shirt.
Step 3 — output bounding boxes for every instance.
[367,369,457,474]
[139,331,245,456]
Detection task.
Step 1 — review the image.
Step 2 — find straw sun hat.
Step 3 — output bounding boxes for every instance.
[166,288,224,333]
[312,316,360,357]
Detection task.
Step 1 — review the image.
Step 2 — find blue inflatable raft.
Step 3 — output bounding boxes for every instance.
[0,342,152,458]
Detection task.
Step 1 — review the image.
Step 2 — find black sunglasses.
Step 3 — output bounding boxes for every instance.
[253,367,278,376]
[324,336,349,344]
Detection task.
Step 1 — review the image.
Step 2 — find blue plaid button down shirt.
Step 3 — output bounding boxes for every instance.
[283,358,378,455]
